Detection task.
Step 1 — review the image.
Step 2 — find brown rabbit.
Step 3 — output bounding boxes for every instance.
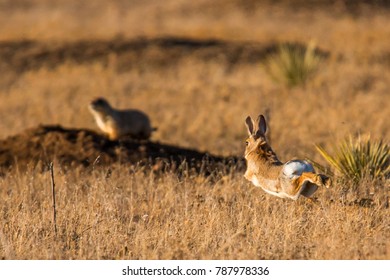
[89,97,154,140]
[244,114,331,200]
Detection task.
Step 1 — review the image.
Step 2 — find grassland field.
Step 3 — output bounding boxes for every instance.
[0,0,389,259]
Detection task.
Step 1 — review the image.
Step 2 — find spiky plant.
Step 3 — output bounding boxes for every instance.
[263,41,322,87]
[316,136,389,184]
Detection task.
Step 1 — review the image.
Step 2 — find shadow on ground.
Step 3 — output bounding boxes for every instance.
[0,37,330,73]
[0,125,245,175]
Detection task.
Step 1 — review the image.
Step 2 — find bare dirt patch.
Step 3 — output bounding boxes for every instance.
[0,125,242,173]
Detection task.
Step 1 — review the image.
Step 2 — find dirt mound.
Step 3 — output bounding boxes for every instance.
[0,125,243,174]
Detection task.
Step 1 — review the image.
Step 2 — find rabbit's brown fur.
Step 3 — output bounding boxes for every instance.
[244,114,331,200]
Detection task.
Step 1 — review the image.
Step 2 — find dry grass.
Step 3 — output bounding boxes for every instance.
[0,165,388,260]
[0,0,389,259]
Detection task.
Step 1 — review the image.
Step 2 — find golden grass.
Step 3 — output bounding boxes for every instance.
[0,165,388,260]
[0,0,389,259]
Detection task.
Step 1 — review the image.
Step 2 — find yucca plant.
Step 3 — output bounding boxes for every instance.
[315,136,389,185]
[263,41,322,87]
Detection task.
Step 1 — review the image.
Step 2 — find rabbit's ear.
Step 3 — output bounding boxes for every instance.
[256,114,267,135]
[245,116,254,136]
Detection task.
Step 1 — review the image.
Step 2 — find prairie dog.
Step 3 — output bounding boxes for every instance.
[89,97,153,140]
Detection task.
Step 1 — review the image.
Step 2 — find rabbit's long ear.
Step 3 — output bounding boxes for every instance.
[256,114,267,135]
[245,116,254,136]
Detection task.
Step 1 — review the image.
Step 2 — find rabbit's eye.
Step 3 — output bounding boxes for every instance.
[245,140,249,146]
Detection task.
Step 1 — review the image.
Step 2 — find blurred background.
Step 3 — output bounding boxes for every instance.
[0,0,389,161]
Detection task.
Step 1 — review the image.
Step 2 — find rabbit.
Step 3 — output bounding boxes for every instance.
[244,114,331,200]
[88,97,154,140]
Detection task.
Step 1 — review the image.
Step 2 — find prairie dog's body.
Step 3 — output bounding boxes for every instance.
[89,97,153,140]
[244,114,331,200]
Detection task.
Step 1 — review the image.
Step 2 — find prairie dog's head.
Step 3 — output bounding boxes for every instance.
[244,114,272,159]
[89,97,112,114]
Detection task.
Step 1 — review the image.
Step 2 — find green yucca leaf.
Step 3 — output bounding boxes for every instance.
[315,136,389,184]
[263,41,322,87]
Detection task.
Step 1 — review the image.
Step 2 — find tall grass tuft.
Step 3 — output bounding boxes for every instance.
[316,136,389,184]
[263,41,322,87]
